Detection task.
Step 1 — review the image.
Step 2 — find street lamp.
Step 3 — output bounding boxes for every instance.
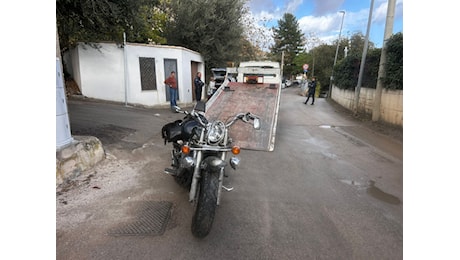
[329,10,346,99]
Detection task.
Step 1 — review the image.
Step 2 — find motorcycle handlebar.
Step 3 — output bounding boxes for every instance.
[176,106,260,130]
[225,112,260,129]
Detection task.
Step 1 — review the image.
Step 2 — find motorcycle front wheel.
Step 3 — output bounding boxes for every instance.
[191,170,219,238]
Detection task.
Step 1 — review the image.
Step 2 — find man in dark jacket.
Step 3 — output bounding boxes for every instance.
[194,72,205,102]
[304,77,317,105]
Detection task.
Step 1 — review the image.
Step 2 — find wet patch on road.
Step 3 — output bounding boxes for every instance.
[319,124,336,129]
[340,179,401,205]
[332,128,368,147]
[367,180,401,205]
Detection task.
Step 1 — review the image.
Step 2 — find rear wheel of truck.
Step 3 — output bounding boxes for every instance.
[191,170,219,238]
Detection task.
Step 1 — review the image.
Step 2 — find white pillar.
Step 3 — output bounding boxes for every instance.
[56,57,73,149]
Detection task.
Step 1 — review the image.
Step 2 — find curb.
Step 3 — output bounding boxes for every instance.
[56,135,105,187]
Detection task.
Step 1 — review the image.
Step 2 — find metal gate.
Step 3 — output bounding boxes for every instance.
[164,59,178,102]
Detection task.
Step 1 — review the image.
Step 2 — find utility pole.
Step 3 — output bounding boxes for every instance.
[312,54,315,77]
[329,10,346,100]
[372,0,396,122]
[354,0,374,115]
[281,50,285,78]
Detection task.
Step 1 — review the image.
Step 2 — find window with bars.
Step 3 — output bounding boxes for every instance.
[139,57,157,90]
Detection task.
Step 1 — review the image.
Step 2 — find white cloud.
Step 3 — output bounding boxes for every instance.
[285,0,304,14]
[298,14,337,33]
[297,12,348,47]
[373,0,404,24]
[374,0,390,23]
[252,10,280,24]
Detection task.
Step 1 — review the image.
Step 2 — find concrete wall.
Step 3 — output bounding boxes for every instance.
[65,42,204,107]
[78,43,125,102]
[331,86,403,126]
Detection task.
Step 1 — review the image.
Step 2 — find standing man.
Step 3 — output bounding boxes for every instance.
[194,72,205,102]
[164,71,178,109]
[304,76,317,105]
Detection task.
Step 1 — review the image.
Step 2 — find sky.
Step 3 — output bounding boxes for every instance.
[245,0,403,50]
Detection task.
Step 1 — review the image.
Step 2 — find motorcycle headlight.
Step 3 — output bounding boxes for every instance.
[207,121,225,144]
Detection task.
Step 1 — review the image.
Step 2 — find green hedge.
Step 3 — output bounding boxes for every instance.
[334,32,403,90]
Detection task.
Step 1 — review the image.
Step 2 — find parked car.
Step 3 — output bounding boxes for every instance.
[211,68,227,89]
[282,78,292,88]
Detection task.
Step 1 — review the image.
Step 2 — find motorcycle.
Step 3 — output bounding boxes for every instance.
[161,101,260,238]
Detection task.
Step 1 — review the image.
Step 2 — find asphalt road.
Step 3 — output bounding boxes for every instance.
[57,86,403,260]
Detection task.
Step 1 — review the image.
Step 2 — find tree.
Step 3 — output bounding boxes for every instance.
[240,5,273,55]
[313,44,336,92]
[292,52,311,76]
[332,32,403,91]
[270,13,305,78]
[238,38,266,63]
[346,32,375,57]
[303,32,323,77]
[56,0,167,51]
[165,0,246,72]
[118,0,169,44]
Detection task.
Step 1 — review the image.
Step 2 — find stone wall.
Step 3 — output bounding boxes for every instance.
[331,86,403,126]
[56,136,105,186]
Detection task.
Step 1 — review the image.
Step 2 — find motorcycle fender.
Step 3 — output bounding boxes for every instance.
[201,156,227,172]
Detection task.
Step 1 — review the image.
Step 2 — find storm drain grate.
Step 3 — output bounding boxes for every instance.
[108,201,172,236]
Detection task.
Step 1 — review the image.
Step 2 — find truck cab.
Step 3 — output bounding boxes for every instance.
[226,61,281,85]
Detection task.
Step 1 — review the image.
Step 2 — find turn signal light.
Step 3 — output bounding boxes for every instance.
[232,146,241,155]
[182,145,190,154]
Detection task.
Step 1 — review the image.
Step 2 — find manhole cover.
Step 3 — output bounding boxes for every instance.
[108,201,172,236]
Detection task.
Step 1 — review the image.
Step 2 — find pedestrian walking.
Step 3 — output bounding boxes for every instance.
[164,71,178,109]
[194,72,205,102]
[304,77,317,105]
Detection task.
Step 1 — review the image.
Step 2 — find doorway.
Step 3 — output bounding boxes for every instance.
[164,59,178,102]
[191,61,199,101]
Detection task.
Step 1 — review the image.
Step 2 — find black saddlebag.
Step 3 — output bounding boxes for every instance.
[161,120,182,144]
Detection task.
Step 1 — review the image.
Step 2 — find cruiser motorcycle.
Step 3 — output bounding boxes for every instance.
[161,101,260,238]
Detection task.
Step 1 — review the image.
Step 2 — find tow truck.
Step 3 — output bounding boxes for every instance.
[205,61,281,152]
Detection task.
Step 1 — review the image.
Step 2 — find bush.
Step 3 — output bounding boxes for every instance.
[384,33,403,90]
[334,33,403,90]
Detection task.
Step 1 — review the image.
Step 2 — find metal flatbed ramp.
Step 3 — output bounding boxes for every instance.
[205,82,280,151]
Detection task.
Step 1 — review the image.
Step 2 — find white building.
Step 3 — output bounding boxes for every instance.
[63,42,205,107]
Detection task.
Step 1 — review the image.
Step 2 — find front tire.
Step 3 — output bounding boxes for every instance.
[191,170,219,238]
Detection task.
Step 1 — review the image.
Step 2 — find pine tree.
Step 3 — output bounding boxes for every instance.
[270,13,305,78]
